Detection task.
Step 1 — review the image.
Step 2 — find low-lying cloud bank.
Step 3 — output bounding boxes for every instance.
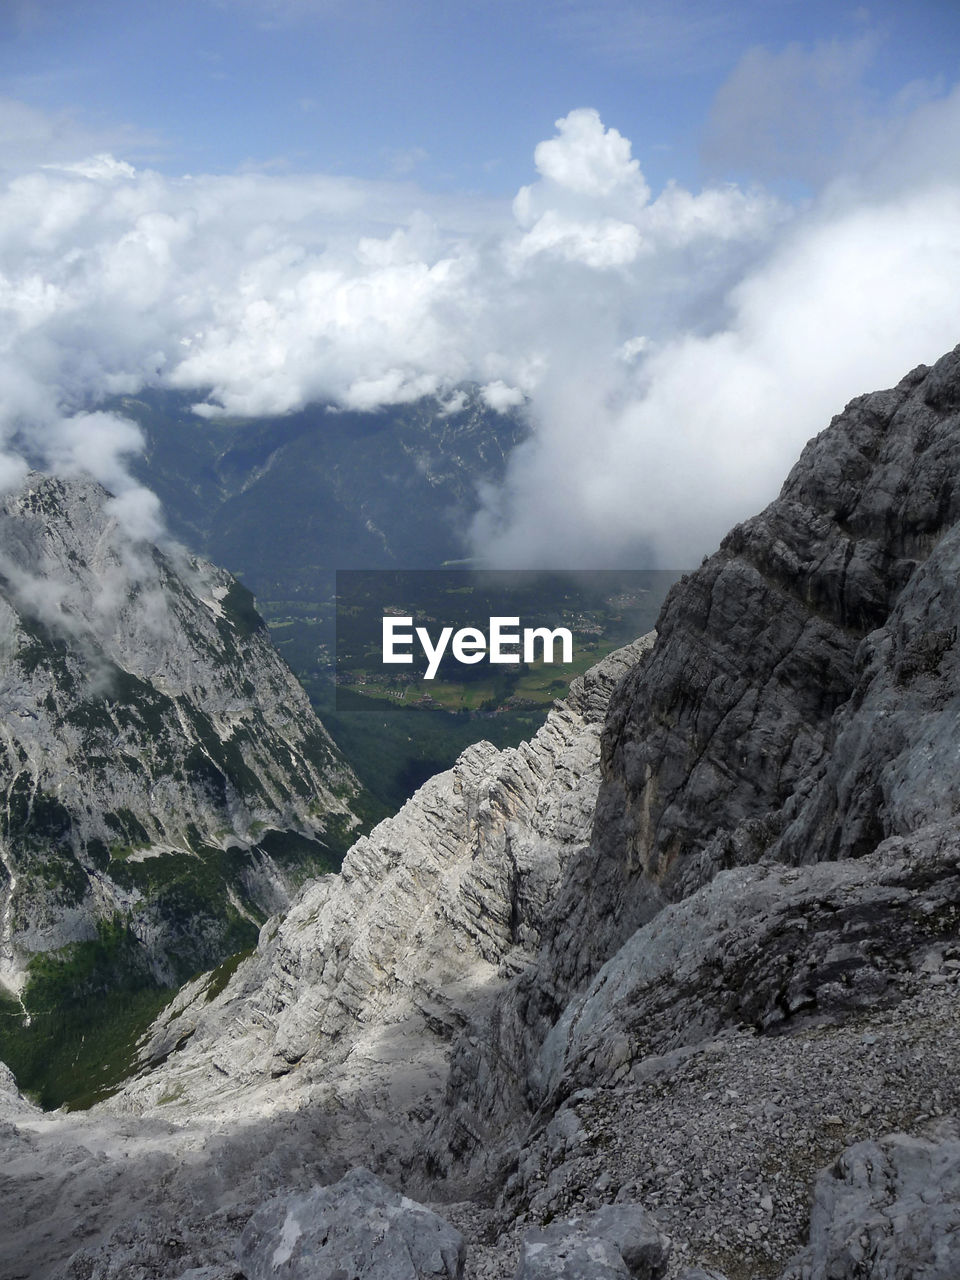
[1,73,960,565]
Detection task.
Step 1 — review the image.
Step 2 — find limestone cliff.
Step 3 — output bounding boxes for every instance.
[0,473,359,999]
[430,345,960,1194]
[595,347,960,953]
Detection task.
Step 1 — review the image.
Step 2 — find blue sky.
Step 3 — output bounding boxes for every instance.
[0,0,959,566]
[2,0,959,193]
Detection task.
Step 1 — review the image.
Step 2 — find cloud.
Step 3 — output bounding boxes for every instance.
[0,77,959,575]
[474,86,960,567]
[530,108,648,201]
[478,189,960,566]
[0,97,159,178]
[48,154,138,182]
[514,210,645,269]
[0,105,779,443]
[510,109,780,274]
[480,381,525,412]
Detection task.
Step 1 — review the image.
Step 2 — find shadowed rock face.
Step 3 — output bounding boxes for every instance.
[487,347,960,1016]
[581,347,960,977]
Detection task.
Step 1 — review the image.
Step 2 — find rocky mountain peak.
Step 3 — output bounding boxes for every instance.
[0,471,360,1105]
[539,344,960,995]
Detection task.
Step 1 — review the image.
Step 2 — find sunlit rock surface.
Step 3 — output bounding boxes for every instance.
[115,634,654,1124]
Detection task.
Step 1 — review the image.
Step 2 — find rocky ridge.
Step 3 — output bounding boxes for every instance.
[0,633,653,1280]
[113,633,654,1125]
[430,345,960,1192]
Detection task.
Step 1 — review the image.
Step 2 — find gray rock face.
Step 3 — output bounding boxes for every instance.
[768,509,960,868]
[0,472,358,993]
[540,345,960,1005]
[781,1128,960,1280]
[513,1204,669,1279]
[239,1168,465,1280]
[0,579,655,1280]
[433,344,960,1187]
[536,822,960,1104]
[451,832,960,1273]
[0,1060,32,1120]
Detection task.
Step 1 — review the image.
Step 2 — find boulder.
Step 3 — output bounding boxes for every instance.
[513,1204,669,1280]
[238,1167,465,1279]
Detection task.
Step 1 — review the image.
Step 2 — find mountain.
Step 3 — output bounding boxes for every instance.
[115,387,528,596]
[116,634,654,1118]
[0,632,653,1279]
[0,473,360,1108]
[5,348,960,1278]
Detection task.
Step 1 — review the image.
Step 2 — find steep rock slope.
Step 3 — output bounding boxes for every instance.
[109,636,654,1130]
[603,348,960,923]
[0,473,358,1001]
[558,352,960,991]
[0,637,654,1280]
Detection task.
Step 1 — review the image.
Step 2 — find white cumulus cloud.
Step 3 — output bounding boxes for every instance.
[531,107,649,201]
[0,77,957,571]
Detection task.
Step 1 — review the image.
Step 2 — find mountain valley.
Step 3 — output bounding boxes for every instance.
[5,349,960,1277]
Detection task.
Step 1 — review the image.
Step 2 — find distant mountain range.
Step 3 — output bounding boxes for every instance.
[114,388,546,813]
[116,387,528,599]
